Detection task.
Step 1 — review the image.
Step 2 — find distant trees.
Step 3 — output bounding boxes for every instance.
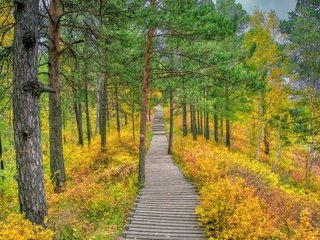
[243,10,285,161]
[283,0,320,186]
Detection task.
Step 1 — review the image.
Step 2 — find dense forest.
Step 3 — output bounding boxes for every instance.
[0,0,319,239]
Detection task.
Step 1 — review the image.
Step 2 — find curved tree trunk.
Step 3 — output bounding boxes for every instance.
[13,0,48,225]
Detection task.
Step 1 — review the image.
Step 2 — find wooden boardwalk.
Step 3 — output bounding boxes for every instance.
[123,107,206,240]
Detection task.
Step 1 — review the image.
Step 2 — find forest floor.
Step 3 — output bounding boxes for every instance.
[0,126,146,240]
[167,112,320,239]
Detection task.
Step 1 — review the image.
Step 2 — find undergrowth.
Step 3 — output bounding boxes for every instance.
[0,128,139,240]
[173,135,320,239]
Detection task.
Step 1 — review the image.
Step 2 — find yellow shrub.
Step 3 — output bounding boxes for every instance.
[197,178,281,239]
[173,135,320,238]
[0,213,54,240]
[291,209,320,240]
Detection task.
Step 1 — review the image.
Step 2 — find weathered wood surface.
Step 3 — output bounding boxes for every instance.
[123,107,206,240]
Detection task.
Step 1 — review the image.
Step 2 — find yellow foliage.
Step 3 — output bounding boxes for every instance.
[0,213,54,240]
[292,209,320,240]
[0,7,14,47]
[173,135,320,239]
[197,178,281,239]
[46,128,139,238]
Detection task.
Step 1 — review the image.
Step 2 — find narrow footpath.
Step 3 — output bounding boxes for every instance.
[123,107,206,240]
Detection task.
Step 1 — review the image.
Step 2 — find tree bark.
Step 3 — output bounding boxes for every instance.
[204,87,210,140]
[264,125,270,155]
[306,101,317,187]
[148,91,152,122]
[74,102,84,146]
[205,111,209,140]
[168,89,173,154]
[0,133,4,180]
[189,105,193,134]
[94,76,101,136]
[182,102,187,137]
[100,74,107,152]
[115,84,121,137]
[106,82,110,132]
[48,0,66,192]
[256,93,263,161]
[124,113,128,126]
[220,114,224,138]
[214,104,219,143]
[84,76,91,145]
[200,111,203,135]
[226,117,231,149]
[139,1,155,186]
[13,0,48,225]
[225,82,230,149]
[191,105,197,140]
[273,119,282,171]
[131,92,135,140]
[182,80,187,137]
[197,111,200,134]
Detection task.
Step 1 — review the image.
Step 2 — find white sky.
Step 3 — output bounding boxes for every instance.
[235,0,297,19]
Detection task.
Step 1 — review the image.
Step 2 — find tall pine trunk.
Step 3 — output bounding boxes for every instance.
[115,84,121,137]
[256,93,263,161]
[139,1,155,186]
[226,117,231,149]
[84,76,91,145]
[106,83,110,132]
[74,102,84,146]
[131,92,135,140]
[191,105,197,140]
[264,125,270,155]
[48,0,65,193]
[13,0,48,225]
[204,111,209,140]
[306,101,317,187]
[189,105,193,135]
[273,119,282,171]
[148,91,152,122]
[168,89,173,154]
[197,111,200,134]
[200,111,203,135]
[100,74,107,152]
[263,96,270,155]
[94,76,101,136]
[0,133,4,180]
[214,104,219,143]
[182,102,187,137]
[225,82,230,149]
[204,87,209,140]
[182,80,187,137]
[220,114,224,139]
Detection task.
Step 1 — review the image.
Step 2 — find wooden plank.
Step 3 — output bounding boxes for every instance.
[123,107,206,240]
